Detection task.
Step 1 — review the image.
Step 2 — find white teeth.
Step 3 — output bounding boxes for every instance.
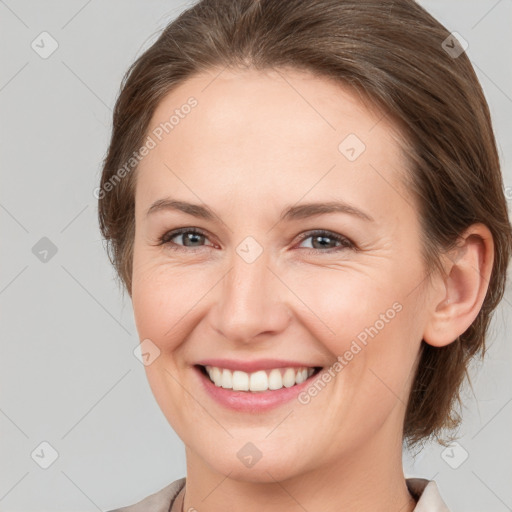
[268,369,282,390]
[232,370,249,391]
[296,368,307,384]
[249,370,268,392]
[282,368,296,388]
[221,368,232,389]
[211,366,222,386]
[204,365,316,392]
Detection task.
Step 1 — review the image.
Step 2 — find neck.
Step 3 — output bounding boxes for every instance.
[182,421,416,512]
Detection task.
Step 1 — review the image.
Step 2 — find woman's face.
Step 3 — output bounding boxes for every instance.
[131,67,433,481]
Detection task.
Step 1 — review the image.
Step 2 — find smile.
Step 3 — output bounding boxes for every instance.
[201,365,321,392]
[194,363,324,412]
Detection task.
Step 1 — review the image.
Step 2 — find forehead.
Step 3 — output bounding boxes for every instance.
[136,67,411,219]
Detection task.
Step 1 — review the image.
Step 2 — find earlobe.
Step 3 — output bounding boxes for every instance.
[423,223,494,348]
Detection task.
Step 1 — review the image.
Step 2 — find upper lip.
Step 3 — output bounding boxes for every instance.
[195,358,322,373]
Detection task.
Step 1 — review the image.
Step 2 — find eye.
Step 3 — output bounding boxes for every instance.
[157,227,355,253]
[296,229,355,252]
[158,227,214,251]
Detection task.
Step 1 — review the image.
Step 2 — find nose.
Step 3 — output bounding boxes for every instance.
[208,247,292,344]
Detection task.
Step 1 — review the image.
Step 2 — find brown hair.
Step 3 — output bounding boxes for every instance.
[98,0,512,447]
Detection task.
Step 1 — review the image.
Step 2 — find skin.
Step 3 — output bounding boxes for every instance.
[130,67,494,512]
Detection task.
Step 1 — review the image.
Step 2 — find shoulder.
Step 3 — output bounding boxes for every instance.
[106,477,186,512]
[407,478,451,512]
[107,476,449,511]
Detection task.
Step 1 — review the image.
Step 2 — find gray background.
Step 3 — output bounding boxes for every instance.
[1,1,511,510]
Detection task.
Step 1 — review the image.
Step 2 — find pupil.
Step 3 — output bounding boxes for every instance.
[313,235,332,249]
[185,233,202,246]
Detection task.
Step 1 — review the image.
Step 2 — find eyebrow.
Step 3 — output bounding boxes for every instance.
[146,198,374,223]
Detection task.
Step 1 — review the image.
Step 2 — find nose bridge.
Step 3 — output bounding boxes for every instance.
[211,241,290,342]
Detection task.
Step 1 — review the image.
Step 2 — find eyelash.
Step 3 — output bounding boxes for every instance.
[157,227,355,254]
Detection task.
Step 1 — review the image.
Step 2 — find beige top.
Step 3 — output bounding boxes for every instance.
[107,477,451,512]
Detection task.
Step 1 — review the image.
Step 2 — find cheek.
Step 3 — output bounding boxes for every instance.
[290,267,421,402]
[131,253,212,349]
[284,267,399,349]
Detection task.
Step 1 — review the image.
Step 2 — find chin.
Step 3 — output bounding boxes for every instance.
[197,442,309,484]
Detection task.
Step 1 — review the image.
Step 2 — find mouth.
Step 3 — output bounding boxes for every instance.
[195,364,323,393]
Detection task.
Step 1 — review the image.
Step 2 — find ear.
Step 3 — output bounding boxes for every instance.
[423,223,494,347]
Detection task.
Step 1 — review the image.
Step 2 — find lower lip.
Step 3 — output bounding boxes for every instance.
[194,366,321,412]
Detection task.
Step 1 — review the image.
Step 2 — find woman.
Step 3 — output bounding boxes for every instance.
[99,0,512,510]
